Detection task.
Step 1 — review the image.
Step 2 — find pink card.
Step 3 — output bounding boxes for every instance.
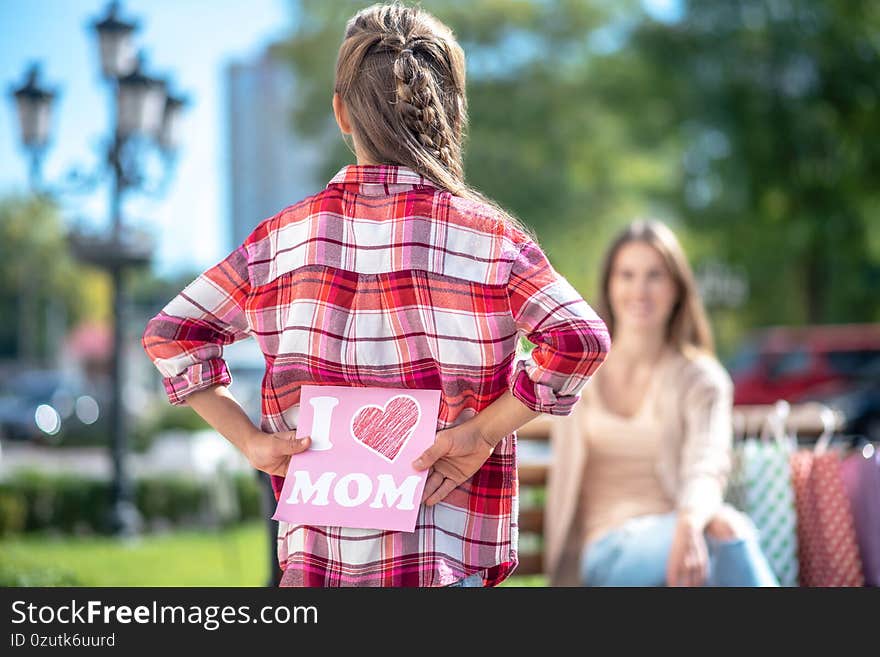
[272,385,442,532]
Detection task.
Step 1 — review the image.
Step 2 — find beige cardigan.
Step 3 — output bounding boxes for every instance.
[544,349,734,586]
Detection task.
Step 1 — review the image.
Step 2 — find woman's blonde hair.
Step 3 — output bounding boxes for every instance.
[334,3,531,235]
[598,219,715,355]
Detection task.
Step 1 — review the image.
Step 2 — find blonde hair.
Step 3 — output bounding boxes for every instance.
[598,220,715,355]
[334,3,532,236]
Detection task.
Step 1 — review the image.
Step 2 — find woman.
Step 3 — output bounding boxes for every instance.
[545,220,777,587]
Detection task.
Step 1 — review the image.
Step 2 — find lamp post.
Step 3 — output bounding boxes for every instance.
[9,1,188,536]
[10,64,55,191]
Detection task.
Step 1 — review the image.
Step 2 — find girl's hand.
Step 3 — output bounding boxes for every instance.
[412,424,496,506]
[666,515,709,587]
[245,429,311,477]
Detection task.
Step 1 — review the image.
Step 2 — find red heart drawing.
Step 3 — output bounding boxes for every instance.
[350,395,421,462]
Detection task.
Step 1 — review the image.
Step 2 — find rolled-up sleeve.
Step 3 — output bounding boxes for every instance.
[507,240,610,415]
[141,245,252,405]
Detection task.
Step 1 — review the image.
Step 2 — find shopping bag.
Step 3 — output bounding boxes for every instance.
[728,437,800,587]
[839,443,880,587]
[790,446,864,586]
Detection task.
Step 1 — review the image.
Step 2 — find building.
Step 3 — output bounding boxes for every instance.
[226,46,327,250]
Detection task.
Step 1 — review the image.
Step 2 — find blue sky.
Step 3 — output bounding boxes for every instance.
[1,0,293,276]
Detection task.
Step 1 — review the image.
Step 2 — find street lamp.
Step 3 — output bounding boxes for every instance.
[8,1,188,536]
[93,0,138,80]
[158,92,187,154]
[11,64,55,190]
[117,56,167,142]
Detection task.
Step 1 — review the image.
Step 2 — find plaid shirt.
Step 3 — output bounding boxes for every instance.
[142,165,609,587]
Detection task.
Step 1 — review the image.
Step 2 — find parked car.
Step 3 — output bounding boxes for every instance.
[0,368,104,444]
[727,323,880,406]
[806,359,880,443]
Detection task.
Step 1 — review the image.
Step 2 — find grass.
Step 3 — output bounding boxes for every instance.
[0,521,545,587]
[500,574,547,587]
[1,522,269,586]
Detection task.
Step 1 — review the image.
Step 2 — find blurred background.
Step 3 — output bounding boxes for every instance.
[0,0,878,586]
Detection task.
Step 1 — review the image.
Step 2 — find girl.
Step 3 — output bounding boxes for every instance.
[545,220,777,587]
[142,3,609,587]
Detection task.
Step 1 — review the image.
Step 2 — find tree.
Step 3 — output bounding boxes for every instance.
[0,195,108,363]
[626,0,880,325]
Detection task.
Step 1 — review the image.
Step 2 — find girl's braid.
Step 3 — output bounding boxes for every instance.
[391,44,462,178]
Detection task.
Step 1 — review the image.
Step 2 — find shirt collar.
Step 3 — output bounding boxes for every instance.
[327,164,437,195]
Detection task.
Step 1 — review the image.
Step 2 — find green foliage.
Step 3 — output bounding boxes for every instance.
[233,472,262,520]
[0,470,263,537]
[135,476,211,526]
[625,0,880,325]
[0,195,101,361]
[0,490,27,537]
[6,471,109,533]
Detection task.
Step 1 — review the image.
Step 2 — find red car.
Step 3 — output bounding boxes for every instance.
[727,323,880,405]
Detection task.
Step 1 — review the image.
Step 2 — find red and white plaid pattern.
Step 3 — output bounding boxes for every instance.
[790,450,864,587]
[143,164,609,586]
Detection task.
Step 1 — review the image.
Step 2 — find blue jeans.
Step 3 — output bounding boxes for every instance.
[447,571,485,587]
[581,512,779,587]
